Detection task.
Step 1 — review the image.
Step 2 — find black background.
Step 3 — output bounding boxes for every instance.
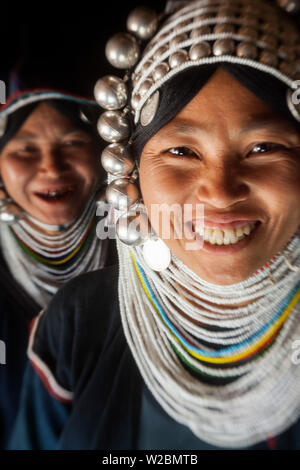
[0,1,164,97]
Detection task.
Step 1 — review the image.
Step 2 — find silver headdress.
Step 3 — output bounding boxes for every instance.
[95,0,300,255]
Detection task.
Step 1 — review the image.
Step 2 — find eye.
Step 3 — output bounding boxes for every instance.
[248,142,285,156]
[63,140,88,147]
[164,146,198,158]
[9,145,38,157]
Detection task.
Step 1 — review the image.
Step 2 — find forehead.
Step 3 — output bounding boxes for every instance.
[157,68,298,137]
[9,102,88,144]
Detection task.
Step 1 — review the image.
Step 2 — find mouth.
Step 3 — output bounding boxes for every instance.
[188,220,262,254]
[34,186,75,203]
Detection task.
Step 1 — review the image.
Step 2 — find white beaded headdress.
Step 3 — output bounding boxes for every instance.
[95,0,300,249]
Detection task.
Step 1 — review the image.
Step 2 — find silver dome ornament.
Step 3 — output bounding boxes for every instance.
[260,34,277,49]
[213,24,236,34]
[106,178,139,211]
[94,76,128,110]
[127,6,158,40]
[280,61,298,77]
[238,26,258,40]
[169,50,188,69]
[97,110,131,143]
[152,63,169,82]
[105,33,140,69]
[131,93,140,110]
[190,26,211,38]
[278,45,296,61]
[189,42,211,60]
[259,50,278,67]
[101,143,134,177]
[213,38,236,56]
[236,41,257,59]
[139,78,153,98]
[141,60,153,74]
[116,209,151,246]
[153,46,168,60]
[170,34,188,48]
[0,203,23,224]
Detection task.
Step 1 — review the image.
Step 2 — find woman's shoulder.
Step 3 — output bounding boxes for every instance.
[28,264,120,398]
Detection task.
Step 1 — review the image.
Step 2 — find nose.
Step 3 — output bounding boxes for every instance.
[39,147,71,176]
[195,161,250,209]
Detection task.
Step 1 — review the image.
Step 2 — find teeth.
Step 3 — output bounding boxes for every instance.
[194,222,257,245]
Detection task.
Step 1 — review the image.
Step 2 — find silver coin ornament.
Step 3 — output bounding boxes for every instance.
[94,75,128,110]
[105,33,140,69]
[116,209,151,246]
[106,178,139,211]
[286,88,300,122]
[97,111,131,143]
[0,203,23,224]
[127,6,158,40]
[0,115,7,138]
[142,238,171,272]
[101,143,134,176]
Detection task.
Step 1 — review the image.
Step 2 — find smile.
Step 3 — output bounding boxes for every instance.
[186,220,262,255]
[193,221,258,246]
[34,186,74,203]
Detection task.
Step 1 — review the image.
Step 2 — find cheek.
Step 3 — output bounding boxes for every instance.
[70,151,100,184]
[249,161,300,212]
[140,157,194,206]
[0,158,34,194]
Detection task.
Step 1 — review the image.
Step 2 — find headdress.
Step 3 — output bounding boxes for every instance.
[0,57,107,306]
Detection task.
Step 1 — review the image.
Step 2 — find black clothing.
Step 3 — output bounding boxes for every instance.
[9,265,300,450]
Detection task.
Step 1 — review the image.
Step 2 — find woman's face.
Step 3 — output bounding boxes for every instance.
[140,67,300,285]
[0,102,101,225]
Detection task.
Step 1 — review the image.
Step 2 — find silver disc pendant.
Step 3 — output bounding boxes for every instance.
[140,91,160,126]
[142,238,171,271]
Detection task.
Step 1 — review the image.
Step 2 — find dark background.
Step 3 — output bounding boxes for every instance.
[0,1,164,98]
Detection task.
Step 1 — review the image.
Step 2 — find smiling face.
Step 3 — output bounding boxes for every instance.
[139,67,300,285]
[0,102,101,225]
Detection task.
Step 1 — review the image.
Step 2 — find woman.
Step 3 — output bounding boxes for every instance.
[0,70,111,448]
[9,0,300,450]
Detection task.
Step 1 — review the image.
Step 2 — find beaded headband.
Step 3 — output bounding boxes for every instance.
[94,0,300,249]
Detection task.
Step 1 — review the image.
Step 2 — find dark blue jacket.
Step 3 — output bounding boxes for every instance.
[9,266,300,450]
[0,252,40,448]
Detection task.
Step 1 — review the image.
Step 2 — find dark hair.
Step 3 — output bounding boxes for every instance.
[131,63,300,162]
[0,99,102,153]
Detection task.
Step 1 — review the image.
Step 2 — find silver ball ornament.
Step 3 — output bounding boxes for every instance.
[169,50,188,69]
[0,203,23,224]
[213,38,236,56]
[94,75,128,110]
[105,33,140,69]
[152,62,169,82]
[106,178,139,211]
[101,143,134,177]
[97,111,131,143]
[127,6,158,40]
[236,41,257,59]
[116,209,151,246]
[189,42,211,60]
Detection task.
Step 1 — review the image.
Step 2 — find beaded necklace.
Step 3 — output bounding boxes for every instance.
[117,229,300,448]
[0,193,107,307]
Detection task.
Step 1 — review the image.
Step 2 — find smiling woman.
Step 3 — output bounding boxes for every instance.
[0,69,112,448]
[9,0,300,451]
